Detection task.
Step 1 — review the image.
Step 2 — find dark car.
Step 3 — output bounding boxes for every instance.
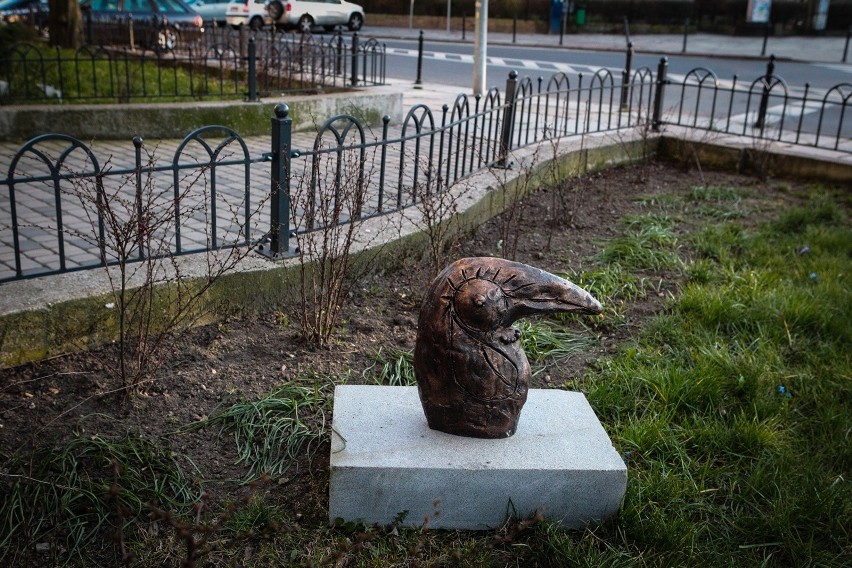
[80,0,205,51]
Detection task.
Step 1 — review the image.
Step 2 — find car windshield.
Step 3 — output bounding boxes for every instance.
[154,0,191,13]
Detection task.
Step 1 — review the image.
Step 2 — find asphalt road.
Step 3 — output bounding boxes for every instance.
[380,38,852,138]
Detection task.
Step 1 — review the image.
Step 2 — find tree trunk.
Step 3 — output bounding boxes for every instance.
[48,0,83,49]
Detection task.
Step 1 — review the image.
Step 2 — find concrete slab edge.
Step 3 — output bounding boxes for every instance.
[0,88,404,143]
[1,131,849,367]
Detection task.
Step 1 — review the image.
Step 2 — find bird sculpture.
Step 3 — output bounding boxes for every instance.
[414,257,603,438]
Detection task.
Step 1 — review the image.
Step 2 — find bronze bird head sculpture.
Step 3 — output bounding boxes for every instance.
[414,257,603,438]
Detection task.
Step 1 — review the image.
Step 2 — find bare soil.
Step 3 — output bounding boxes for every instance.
[0,161,813,561]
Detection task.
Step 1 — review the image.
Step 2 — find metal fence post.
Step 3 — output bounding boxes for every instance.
[84,8,92,45]
[247,37,258,102]
[620,41,633,111]
[415,30,424,87]
[268,103,291,256]
[133,135,144,259]
[497,70,519,168]
[336,31,344,76]
[350,32,359,86]
[652,57,668,131]
[754,54,775,130]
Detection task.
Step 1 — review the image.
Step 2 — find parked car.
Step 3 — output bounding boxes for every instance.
[80,0,205,51]
[0,0,48,29]
[225,0,269,30]
[186,0,230,26]
[266,0,363,33]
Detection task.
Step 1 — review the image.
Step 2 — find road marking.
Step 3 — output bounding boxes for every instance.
[387,47,614,77]
[813,63,852,76]
[725,101,826,130]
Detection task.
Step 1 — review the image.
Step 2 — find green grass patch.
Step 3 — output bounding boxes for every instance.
[363,347,416,386]
[581,197,852,565]
[597,212,683,271]
[1,41,243,104]
[517,319,598,375]
[192,375,337,481]
[0,434,200,564]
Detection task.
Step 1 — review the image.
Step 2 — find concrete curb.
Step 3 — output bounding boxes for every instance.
[2,131,850,368]
[0,87,405,142]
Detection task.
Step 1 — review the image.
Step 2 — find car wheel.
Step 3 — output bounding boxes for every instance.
[249,16,264,30]
[157,25,179,51]
[267,0,284,20]
[298,15,313,33]
[348,13,363,32]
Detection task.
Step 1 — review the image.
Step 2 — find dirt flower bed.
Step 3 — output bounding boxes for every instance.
[0,161,837,566]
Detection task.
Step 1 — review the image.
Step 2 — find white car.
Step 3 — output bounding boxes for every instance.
[186,0,230,26]
[225,0,270,29]
[266,0,364,33]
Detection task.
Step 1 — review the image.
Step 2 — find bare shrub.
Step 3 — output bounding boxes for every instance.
[288,120,386,345]
[68,141,264,395]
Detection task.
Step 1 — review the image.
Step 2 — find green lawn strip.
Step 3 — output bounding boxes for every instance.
[2,41,243,104]
[0,434,201,564]
[3,186,849,565]
[191,374,338,481]
[579,194,851,565]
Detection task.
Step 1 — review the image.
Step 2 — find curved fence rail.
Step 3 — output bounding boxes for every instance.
[1,56,850,282]
[656,55,852,151]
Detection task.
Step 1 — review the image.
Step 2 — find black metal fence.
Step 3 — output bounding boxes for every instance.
[0,30,386,104]
[1,53,849,282]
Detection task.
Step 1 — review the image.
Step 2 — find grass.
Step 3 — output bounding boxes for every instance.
[363,347,416,386]
[580,193,852,566]
[0,37,243,104]
[3,177,850,566]
[517,319,598,375]
[0,434,200,565]
[192,374,338,481]
[596,212,683,271]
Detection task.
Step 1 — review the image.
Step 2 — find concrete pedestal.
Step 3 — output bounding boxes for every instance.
[329,385,626,530]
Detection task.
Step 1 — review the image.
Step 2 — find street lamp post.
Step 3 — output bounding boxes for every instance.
[473,0,488,96]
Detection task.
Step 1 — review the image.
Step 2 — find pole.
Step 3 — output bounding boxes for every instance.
[844,26,851,63]
[247,38,258,102]
[621,41,633,110]
[268,104,292,256]
[755,54,775,130]
[415,30,424,87]
[351,32,359,87]
[447,0,451,34]
[652,57,668,131]
[409,0,415,30]
[497,70,518,167]
[473,0,488,96]
[761,21,770,57]
[512,13,517,43]
[682,17,689,53]
[462,13,466,41]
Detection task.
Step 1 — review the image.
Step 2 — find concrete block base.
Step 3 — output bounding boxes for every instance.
[329,385,626,530]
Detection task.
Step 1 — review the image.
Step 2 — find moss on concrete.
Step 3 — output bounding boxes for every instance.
[0,92,403,142]
[1,135,849,368]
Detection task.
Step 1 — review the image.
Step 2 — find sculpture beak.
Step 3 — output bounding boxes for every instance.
[503,267,602,323]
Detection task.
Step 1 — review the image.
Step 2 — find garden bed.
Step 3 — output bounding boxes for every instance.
[1,160,849,566]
